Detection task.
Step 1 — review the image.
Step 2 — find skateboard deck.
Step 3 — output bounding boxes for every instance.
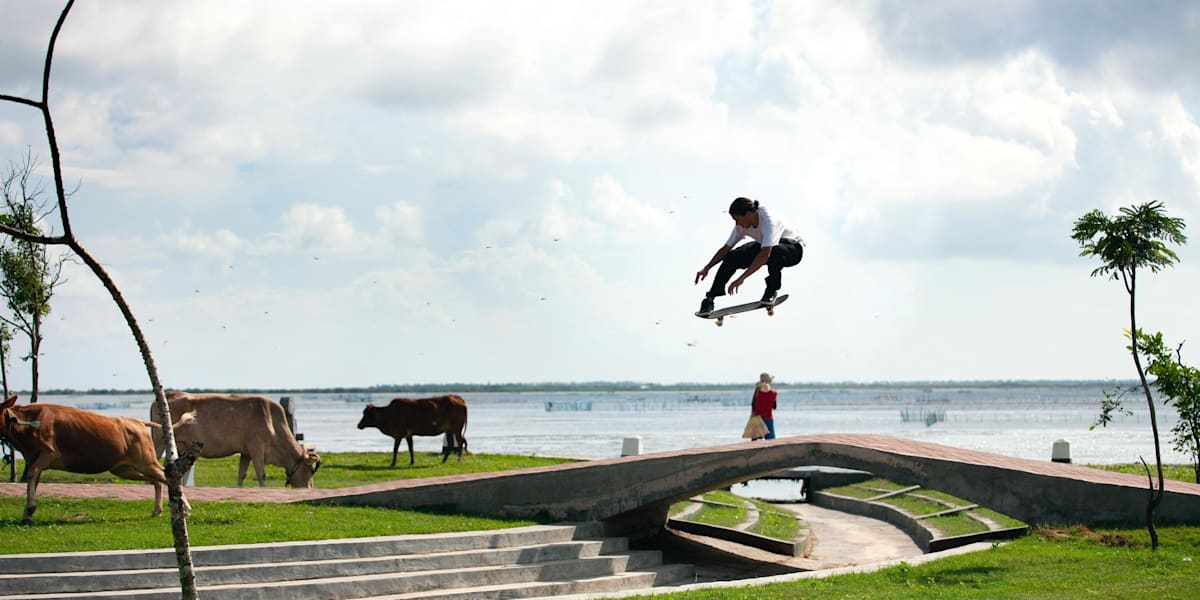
[695,294,789,326]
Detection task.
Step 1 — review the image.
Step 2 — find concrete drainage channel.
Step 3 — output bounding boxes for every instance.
[0,523,695,599]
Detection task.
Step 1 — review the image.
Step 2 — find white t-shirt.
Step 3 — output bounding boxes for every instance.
[725,206,804,249]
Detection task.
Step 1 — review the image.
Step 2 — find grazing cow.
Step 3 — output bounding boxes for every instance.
[0,395,177,524]
[152,392,321,488]
[357,395,468,466]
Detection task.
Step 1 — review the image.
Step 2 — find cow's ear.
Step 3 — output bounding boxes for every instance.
[1,395,16,410]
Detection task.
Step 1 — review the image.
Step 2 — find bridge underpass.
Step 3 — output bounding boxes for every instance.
[306,433,1200,535]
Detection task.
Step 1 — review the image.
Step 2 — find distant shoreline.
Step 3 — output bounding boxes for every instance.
[22,379,1137,396]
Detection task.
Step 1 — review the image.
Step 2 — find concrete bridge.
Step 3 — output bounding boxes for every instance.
[306,434,1200,535]
[7,434,1200,536]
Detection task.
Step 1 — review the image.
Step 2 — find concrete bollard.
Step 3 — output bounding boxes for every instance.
[621,436,643,457]
[1052,439,1071,464]
[280,396,304,441]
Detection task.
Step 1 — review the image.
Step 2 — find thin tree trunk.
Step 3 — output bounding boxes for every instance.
[1128,271,1164,549]
[30,311,40,403]
[68,242,198,596]
[0,346,10,482]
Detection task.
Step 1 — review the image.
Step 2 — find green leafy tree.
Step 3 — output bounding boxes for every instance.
[1,152,67,403]
[1072,200,1187,549]
[0,1,198,596]
[1137,331,1200,483]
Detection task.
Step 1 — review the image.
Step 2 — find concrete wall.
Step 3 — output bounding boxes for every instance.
[306,434,1200,533]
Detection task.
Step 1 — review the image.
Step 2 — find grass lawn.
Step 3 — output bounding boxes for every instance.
[0,498,538,553]
[1093,463,1197,484]
[618,525,1200,599]
[670,490,802,542]
[4,451,575,488]
[0,451,571,554]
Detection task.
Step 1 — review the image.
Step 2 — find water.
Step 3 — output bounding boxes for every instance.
[32,384,1190,465]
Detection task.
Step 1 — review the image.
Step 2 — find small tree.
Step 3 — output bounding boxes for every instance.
[1072,200,1187,549]
[1137,332,1200,483]
[0,1,198,596]
[1,152,67,403]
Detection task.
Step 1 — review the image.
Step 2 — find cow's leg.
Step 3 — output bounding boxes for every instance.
[21,454,53,525]
[238,454,252,487]
[390,438,401,468]
[110,464,166,517]
[251,453,268,487]
[456,429,467,462]
[406,435,415,465]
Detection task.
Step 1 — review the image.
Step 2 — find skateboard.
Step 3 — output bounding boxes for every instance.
[695,294,789,327]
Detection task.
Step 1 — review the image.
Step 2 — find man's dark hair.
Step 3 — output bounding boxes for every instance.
[729,197,758,215]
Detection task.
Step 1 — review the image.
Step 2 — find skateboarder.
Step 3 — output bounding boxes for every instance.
[694,197,805,316]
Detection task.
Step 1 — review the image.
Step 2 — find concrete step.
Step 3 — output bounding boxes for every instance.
[0,540,630,595]
[373,564,697,599]
[0,524,588,574]
[0,522,693,600]
[4,552,662,600]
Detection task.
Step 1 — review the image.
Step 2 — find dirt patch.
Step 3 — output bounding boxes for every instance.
[1036,525,1135,547]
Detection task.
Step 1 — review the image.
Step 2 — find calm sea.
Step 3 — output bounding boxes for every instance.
[36,384,1188,465]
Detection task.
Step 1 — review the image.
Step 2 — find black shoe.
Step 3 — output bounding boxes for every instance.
[760,290,778,305]
[698,297,715,316]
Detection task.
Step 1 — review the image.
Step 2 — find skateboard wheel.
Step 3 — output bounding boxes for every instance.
[716,317,724,327]
[767,307,775,316]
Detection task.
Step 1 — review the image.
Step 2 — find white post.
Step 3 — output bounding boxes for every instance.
[1051,439,1071,464]
[621,436,643,457]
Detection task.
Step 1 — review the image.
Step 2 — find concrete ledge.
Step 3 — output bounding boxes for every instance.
[666,518,807,556]
[811,491,1028,553]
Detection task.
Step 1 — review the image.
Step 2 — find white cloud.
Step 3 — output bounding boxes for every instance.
[162,227,247,265]
[4,1,1199,390]
[1159,98,1200,197]
[374,202,424,245]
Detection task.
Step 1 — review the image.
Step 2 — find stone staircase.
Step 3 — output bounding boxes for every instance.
[0,523,695,599]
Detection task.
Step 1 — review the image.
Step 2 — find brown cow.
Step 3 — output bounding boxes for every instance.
[152,392,320,487]
[0,395,179,524]
[357,395,468,466]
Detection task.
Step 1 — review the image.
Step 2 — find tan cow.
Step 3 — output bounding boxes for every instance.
[152,392,320,488]
[1,395,181,524]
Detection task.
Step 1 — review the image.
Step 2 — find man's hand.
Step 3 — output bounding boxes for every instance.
[728,275,747,295]
[694,268,710,285]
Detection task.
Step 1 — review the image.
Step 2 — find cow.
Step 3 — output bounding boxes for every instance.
[151,392,321,488]
[357,395,468,466]
[0,395,180,524]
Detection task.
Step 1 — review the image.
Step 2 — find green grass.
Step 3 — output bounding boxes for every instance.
[886,493,954,517]
[923,513,987,537]
[974,507,1027,530]
[0,497,538,554]
[821,479,1015,539]
[746,498,799,540]
[825,478,905,499]
[7,451,575,489]
[615,525,1200,599]
[1092,463,1197,484]
[0,451,570,554]
[690,492,746,529]
[669,491,803,542]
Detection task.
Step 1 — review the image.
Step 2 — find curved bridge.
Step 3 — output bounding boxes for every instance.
[308,434,1200,534]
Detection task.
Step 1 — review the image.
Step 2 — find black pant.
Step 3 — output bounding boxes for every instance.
[706,239,804,298]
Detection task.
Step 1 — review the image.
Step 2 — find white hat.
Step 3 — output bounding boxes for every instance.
[759,372,774,384]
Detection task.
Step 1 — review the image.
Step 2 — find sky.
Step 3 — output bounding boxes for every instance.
[0,0,1198,390]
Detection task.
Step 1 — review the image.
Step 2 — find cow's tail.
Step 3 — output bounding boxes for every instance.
[149,404,167,458]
